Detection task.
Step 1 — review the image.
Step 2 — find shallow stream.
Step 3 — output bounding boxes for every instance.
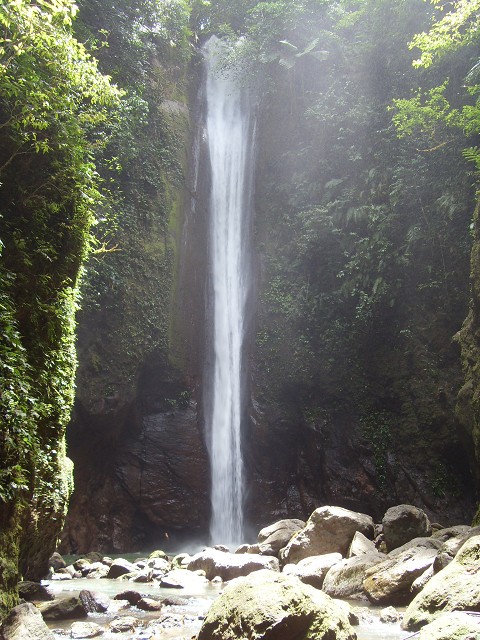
[44,573,408,640]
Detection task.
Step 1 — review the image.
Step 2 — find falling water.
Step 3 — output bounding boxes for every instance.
[204,38,255,546]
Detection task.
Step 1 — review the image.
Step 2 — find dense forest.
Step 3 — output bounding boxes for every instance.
[1,0,480,627]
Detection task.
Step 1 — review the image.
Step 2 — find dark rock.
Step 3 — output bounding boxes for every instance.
[61,404,209,553]
[106,558,137,579]
[17,581,54,602]
[79,590,110,613]
[39,596,88,620]
[382,505,432,552]
[114,590,142,605]
[48,552,66,571]
[0,602,55,640]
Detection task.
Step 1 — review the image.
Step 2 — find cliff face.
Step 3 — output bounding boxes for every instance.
[63,20,478,551]
[456,200,480,522]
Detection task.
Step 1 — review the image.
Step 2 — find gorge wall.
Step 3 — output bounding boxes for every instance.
[62,1,478,553]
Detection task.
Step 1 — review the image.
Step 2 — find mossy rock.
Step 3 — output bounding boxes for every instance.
[197,569,356,640]
[402,535,480,631]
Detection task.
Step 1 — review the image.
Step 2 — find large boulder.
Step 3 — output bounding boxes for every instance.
[159,568,208,589]
[17,581,53,602]
[417,612,480,639]
[39,596,88,620]
[382,505,431,552]
[106,558,137,579]
[281,506,374,564]
[348,532,380,558]
[79,590,110,614]
[402,535,480,631]
[282,553,342,589]
[323,554,384,599]
[363,545,438,605]
[197,569,357,640]
[187,548,279,581]
[0,603,55,640]
[257,519,306,555]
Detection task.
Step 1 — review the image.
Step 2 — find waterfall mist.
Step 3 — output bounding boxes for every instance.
[203,37,255,547]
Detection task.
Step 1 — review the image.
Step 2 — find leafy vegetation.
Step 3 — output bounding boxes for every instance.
[0,0,120,615]
[1,0,480,614]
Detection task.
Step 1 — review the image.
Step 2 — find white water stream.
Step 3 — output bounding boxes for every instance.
[204,38,254,546]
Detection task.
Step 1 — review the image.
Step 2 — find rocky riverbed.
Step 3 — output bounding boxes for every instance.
[2,504,480,640]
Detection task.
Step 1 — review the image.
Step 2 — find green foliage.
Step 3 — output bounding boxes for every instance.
[360,410,393,489]
[393,0,480,171]
[0,0,120,616]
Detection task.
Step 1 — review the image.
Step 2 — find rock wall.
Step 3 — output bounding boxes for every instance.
[456,199,480,522]
[63,35,478,552]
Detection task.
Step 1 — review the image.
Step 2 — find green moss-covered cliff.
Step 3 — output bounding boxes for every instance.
[0,0,119,618]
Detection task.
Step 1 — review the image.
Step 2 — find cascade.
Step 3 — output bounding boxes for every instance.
[203,37,255,546]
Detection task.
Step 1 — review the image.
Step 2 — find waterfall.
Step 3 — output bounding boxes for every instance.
[204,37,255,546]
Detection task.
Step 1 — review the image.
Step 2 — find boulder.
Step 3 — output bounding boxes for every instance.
[283,553,342,589]
[388,536,442,557]
[136,597,162,612]
[187,548,279,581]
[322,554,384,599]
[0,602,55,640]
[380,607,399,624]
[48,551,67,571]
[410,565,434,595]
[437,525,480,558]
[70,621,104,638]
[417,612,480,639]
[83,564,109,579]
[106,558,137,579]
[79,590,110,613]
[17,581,53,602]
[431,525,472,543]
[363,545,437,605]
[257,519,306,555]
[382,505,431,552]
[147,557,170,572]
[197,569,356,640]
[281,506,374,564]
[348,531,382,558]
[39,596,88,620]
[402,535,480,631]
[160,568,208,589]
[108,616,143,633]
[114,590,142,605]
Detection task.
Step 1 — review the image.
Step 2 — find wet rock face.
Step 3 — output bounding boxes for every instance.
[244,396,475,529]
[61,393,209,553]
